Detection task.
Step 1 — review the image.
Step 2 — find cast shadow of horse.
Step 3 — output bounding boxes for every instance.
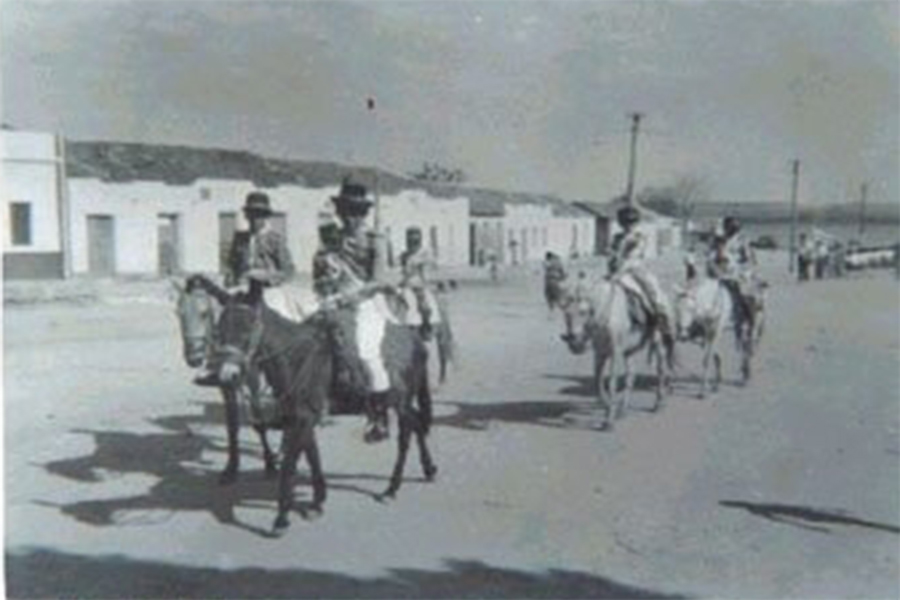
[36,413,412,538]
[544,373,665,412]
[720,500,900,535]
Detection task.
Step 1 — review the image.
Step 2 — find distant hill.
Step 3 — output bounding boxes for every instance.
[644,200,900,225]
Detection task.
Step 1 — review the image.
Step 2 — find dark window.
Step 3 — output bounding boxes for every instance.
[10,202,32,246]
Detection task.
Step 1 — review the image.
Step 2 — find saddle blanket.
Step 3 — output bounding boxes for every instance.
[262,284,321,323]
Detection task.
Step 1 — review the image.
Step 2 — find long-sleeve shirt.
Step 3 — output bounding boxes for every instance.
[225,228,295,287]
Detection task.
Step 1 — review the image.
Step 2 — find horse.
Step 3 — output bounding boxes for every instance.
[673,264,766,396]
[173,279,279,483]
[197,276,437,535]
[559,275,672,431]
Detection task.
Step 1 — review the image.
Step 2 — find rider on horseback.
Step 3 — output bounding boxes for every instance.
[312,179,394,444]
[399,227,436,339]
[194,191,295,387]
[706,216,757,331]
[607,205,676,354]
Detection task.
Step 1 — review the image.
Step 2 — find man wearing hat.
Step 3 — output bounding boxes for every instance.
[399,226,437,338]
[707,215,757,329]
[194,191,295,386]
[608,205,675,350]
[313,179,395,443]
[224,191,295,288]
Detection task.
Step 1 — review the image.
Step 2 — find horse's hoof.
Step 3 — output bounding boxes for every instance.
[218,470,238,486]
[302,505,324,521]
[377,489,397,503]
[271,516,290,537]
[424,464,438,482]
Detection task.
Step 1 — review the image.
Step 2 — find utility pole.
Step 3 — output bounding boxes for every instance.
[858,182,868,241]
[624,112,643,205]
[364,96,386,280]
[788,159,800,273]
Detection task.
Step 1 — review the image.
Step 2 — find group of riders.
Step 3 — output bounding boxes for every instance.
[194,180,437,444]
[551,203,760,346]
[191,183,759,445]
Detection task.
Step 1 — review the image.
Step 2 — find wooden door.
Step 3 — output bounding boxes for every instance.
[87,215,115,276]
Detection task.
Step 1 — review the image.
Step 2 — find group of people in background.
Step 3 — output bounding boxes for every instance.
[796,232,846,282]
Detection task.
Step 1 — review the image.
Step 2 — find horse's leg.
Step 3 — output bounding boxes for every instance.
[594,351,611,430]
[273,420,303,536]
[382,406,413,500]
[619,355,634,421]
[219,386,241,485]
[302,422,327,518]
[253,424,278,479]
[653,341,666,413]
[700,336,713,399]
[246,372,278,478]
[740,314,754,384]
[413,410,438,482]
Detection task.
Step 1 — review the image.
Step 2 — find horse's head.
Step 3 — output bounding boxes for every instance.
[558,283,595,355]
[173,280,216,368]
[214,299,264,386]
[671,284,697,341]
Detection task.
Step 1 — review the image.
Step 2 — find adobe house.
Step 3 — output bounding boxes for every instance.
[1,129,69,279]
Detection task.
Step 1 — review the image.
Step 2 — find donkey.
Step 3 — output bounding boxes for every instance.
[559,276,672,431]
[173,279,278,483]
[673,261,766,396]
[196,276,436,535]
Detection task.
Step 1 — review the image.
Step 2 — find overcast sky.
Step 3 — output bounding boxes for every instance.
[2,0,897,204]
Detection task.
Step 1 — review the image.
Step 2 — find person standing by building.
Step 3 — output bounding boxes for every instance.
[399,226,436,338]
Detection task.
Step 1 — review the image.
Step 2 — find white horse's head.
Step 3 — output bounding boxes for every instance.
[558,277,613,355]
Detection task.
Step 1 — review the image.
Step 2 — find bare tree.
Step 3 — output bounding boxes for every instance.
[409,161,467,184]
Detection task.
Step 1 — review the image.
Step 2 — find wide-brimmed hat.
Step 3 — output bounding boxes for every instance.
[243,191,273,217]
[331,180,373,215]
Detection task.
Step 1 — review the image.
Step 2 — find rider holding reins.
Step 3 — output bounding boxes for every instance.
[607,205,676,352]
[706,215,757,330]
[194,191,295,387]
[312,179,395,444]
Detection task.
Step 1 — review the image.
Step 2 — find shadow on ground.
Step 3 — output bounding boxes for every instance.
[720,500,900,535]
[36,417,426,538]
[5,549,690,599]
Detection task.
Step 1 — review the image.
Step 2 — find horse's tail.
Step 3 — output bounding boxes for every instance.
[414,339,433,435]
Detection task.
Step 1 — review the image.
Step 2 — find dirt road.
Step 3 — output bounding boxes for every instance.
[4,257,899,598]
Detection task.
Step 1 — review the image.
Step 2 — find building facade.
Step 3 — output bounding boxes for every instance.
[1,130,68,279]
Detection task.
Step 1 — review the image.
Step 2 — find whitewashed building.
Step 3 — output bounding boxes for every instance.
[1,130,69,279]
[469,191,596,266]
[67,178,327,277]
[63,140,472,278]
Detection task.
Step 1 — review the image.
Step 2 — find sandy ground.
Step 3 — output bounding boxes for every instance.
[4,254,899,599]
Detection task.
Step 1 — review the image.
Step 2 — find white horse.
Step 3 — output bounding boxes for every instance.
[560,275,672,431]
[674,260,766,397]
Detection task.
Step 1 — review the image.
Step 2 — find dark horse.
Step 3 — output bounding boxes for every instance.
[173,280,278,483]
[189,275,437,536]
